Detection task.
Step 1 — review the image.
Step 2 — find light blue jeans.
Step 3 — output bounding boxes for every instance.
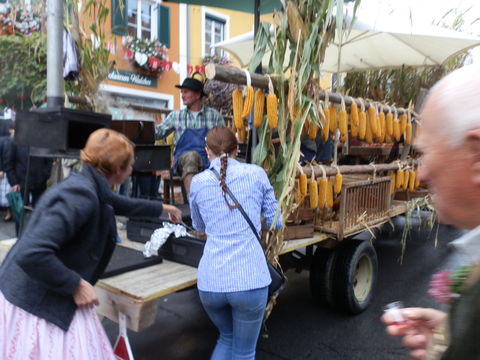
[199,287,268,360]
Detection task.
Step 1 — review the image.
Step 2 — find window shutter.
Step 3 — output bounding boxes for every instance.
[111,0,127,36]
[157,4,170,48]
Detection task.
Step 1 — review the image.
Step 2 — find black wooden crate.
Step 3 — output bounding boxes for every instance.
[159,235,205,268]
[100,246,162,279]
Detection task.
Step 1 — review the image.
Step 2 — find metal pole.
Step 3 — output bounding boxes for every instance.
[46,0,65,107]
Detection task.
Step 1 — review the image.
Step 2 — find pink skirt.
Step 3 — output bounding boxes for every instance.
[0,291,116,360]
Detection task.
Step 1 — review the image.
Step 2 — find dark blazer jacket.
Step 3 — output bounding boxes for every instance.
[0,164,162,331]
[441,275,480,359]
[3,140,53,191]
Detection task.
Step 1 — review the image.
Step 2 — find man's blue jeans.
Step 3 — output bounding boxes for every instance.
[199,287,268,360]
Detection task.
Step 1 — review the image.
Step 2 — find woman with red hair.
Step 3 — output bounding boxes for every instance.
[0,128,181,359]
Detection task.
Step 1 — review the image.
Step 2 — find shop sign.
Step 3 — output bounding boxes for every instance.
[108,69,157,88]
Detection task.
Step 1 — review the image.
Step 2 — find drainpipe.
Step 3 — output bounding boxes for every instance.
[46,0,64,107]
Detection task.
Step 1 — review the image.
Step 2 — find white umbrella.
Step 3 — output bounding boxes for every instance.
[214,17,480,72]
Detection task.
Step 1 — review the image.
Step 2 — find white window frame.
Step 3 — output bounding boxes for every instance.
[100,84,174,110]
[127,0,158,41]
[201,7,229,58]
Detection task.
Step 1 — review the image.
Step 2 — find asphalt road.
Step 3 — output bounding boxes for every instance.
[99,213,464,360]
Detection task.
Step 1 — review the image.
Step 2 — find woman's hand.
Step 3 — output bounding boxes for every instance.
[73,279,99,308]
[163,204,182,224]
[381,307,446,359]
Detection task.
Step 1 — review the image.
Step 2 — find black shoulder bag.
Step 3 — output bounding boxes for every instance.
[210,168,285,297]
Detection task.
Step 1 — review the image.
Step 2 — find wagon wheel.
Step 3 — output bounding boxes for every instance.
[333,240,378,314]
[309,246,337,307]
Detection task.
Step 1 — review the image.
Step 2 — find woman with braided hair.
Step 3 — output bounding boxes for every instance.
[0,128,181,359]
[189,126,282,360]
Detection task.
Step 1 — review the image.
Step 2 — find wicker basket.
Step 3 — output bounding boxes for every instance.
[315,176,392,240]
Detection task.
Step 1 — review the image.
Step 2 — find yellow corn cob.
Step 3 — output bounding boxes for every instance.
[329,105,337,133]
[340,133,347,143]
[238,126,247,142]
[379,112,386,143]
[351,118,359,138]
[359,111,367,140]
[322,107,330,141]
[326,180,333,208]
[405,123,413,145]
[396,169,404,189]
[350,103,359,128]
[393,118,401,141]
[253,89,265,128]
[368,105,379,137]
[232,88,244,130]
[266,92,278,129]
[334,173,343,194]
[309,179,319,209]
[299,173,307,196]
[366,113,373,144]
[339,109,348,138]
[390,173,396,194]
[308,121,318,141]
[318,178,328,209]
[385,134,393,144]
[241,86,254,119]
[415,173,421,189]
[400,113,408,134]
[386,113,393,137]
[408,171,416,192]
[402,171,409,190]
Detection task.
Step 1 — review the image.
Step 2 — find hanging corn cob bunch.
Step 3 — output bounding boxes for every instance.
[367,104,379,139]
[350,98,359,139]
[338,96,348,143]
[298,165,308,196]
[385,107,393,143]
[333,165,343,195]
[266,75,278,129]
[359,100,367,140]
[390,172,396,194]
[329,103,337,134]
[322,93,330,142]
[378,106,386,143]
[326,180,334,208]
[393,108,401,142]
[396,162,404,190]
[408,170,416,192]
[232,86,244,131]
[241,69,254,119]
[365,106,373,144]
[402,170,410,190]
[318,166,328,210]
[309,165,319,209]
[253,89,265,128]
[399,112,408,135]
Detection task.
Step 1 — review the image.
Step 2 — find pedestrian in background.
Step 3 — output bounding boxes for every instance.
[0,129,181,359]
[382,65,480,359]
[189,126,282,360]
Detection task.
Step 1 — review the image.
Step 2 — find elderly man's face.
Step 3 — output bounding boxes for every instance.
[416,97,479,229]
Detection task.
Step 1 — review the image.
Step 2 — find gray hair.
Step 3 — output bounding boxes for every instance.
[426,65,480,148]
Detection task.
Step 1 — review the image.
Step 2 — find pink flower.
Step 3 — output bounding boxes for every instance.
[428,270,453,304]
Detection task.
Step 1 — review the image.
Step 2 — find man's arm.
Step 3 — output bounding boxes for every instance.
[155,111,176,140]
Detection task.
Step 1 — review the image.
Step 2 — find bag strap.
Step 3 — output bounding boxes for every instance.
[210,168,261,243]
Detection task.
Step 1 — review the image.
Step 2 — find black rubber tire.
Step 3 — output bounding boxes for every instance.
[333,240,378,314]
[309,247,337,307]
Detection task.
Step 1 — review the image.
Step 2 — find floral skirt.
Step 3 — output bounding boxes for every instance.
[0,291,116,360]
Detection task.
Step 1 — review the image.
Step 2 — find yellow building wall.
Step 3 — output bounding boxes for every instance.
[100,1,181,108]
[188,6,273,68]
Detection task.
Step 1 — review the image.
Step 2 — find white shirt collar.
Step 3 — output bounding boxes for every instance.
[450,226,480,264]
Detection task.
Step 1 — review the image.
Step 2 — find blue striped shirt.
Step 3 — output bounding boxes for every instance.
[189,158,282,292]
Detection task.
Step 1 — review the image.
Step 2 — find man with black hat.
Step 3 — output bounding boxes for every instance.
[155,74,224,195]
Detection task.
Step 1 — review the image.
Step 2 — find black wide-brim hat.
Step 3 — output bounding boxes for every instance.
[175,77,207,97]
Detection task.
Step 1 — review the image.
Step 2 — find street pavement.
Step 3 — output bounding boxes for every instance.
[0,209,464,360]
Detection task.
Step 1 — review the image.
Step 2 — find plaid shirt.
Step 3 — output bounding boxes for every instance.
[155,106,225,144]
